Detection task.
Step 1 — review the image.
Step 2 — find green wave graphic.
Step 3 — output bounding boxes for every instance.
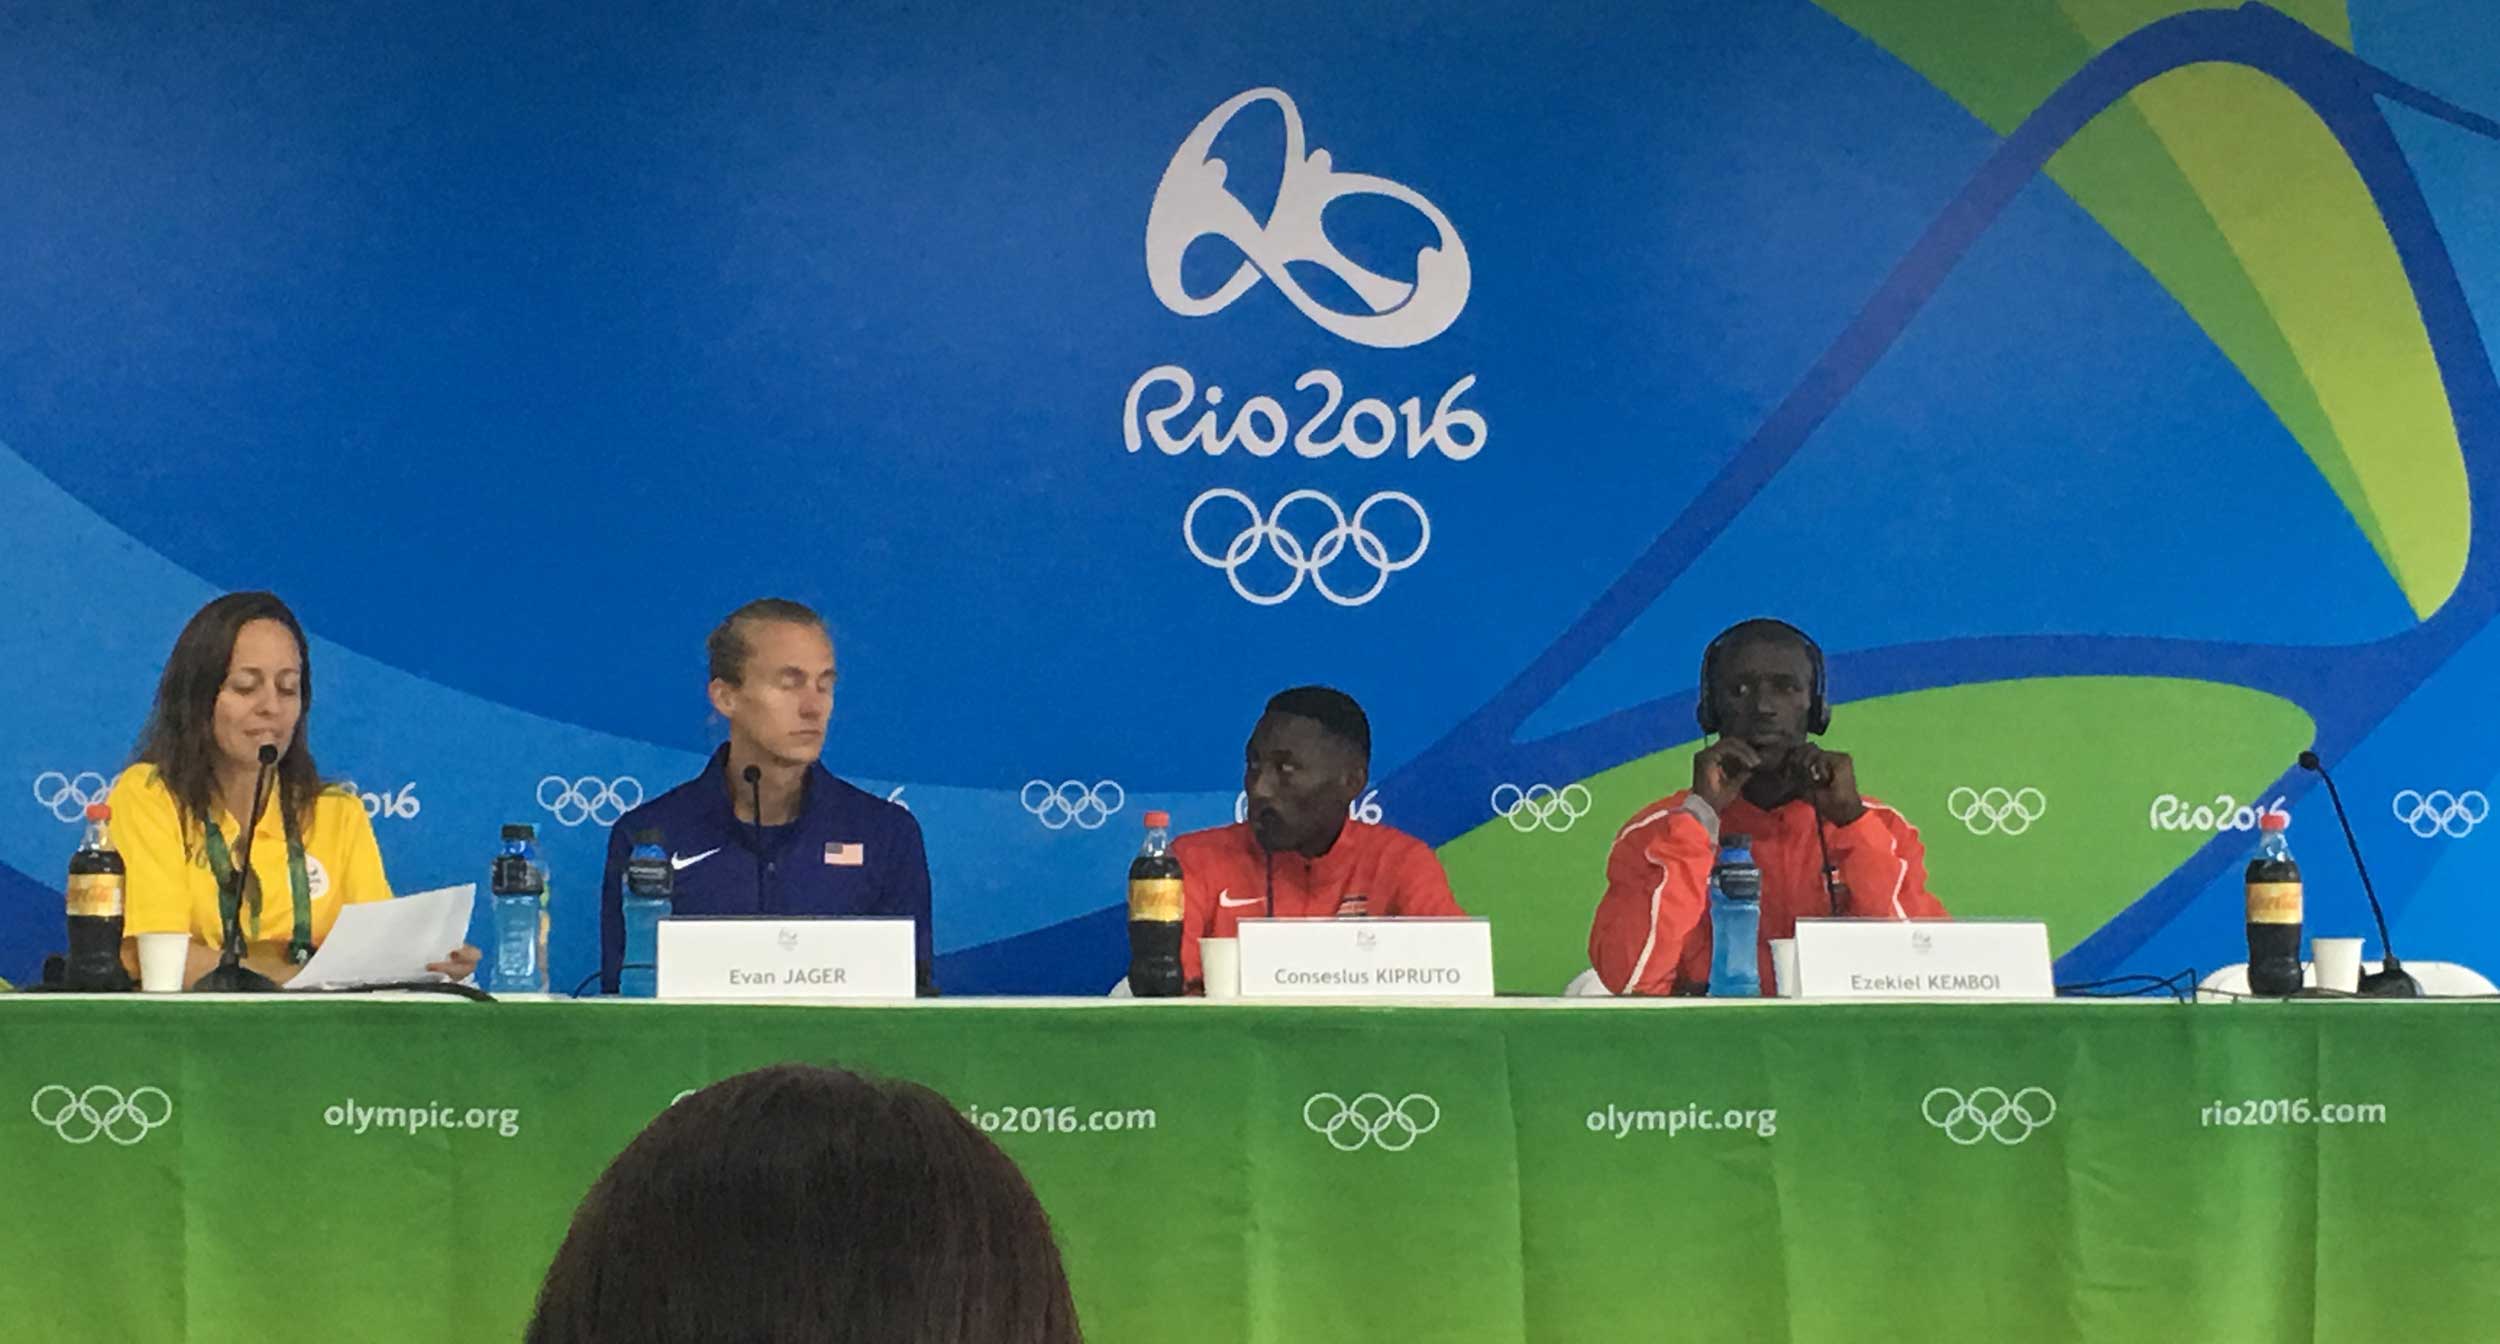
[1813,0,2465,617]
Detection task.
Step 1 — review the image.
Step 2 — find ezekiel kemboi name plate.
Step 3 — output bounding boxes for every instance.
[1791,917,2054,1001]
[656,917,916,1000]
[1235,917,1494,998]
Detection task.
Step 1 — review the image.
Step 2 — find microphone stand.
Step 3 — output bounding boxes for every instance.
[744,764,768,913]
[194,747,280,993]
[2297,751,2422,998]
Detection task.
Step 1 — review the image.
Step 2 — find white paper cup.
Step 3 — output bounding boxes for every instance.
[1770,938,1799,999]
[2311,937,2365,994]
[137,933,192,993]
[1200,937,1241,999]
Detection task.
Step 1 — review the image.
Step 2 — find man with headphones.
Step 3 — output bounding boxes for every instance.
[1587,618,1945,995]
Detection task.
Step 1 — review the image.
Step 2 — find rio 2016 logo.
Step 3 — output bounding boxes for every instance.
[1145,87,1468,350]
[2147,793,2289,833]
[1131,88,1478,608]
[1125,367,1482,462]
[339,780,421,821]
[1237,790,1383,825]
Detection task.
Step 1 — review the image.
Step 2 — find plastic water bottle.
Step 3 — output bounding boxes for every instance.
[490,824,548,994]
[1707,834,1763,997]
[620,828,672,998]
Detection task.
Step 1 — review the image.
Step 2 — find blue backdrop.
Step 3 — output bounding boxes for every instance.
[4,0,2497,995]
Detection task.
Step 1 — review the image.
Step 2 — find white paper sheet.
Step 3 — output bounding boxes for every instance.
[283,884,476,990]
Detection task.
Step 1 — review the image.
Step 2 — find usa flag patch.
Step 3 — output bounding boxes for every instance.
[824,842,865,866]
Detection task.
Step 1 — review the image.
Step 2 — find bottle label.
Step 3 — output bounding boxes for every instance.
[624,857,672,898]
[1128,877,1184,923]
[2246,881,2302,924]
[492,854,544,896]
[67,873,125,918]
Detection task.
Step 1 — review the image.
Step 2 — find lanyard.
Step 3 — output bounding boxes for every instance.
[204,796,314,965]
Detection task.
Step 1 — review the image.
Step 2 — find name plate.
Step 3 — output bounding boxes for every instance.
[656,918,916,1000]
[1236,918,1494,999]
[1792,918,2054,1001]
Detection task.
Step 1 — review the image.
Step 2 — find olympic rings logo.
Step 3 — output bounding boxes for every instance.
[1302,1091,1441,1152]
[1183,488,1430,607]
[1920,1086,2056,1146]
[1489,782,1591,834]
[32,771,108,823]
[1946,786,2047,836]
[536,776,644,828]
[30,1085,174,1146]
[1020,780,1125,831]
[2392,789,2488,838]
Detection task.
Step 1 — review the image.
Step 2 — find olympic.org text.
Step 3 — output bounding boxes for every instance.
[1587,1102,1778,1139]
[324,1098,522,1139]
[2201,1097,2387,1128]
[963,1103,1158,1137]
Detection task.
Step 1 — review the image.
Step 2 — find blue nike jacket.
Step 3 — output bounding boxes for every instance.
[599,747,933,993]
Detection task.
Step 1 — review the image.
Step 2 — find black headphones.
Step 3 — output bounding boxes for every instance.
[1695,618,1830,737]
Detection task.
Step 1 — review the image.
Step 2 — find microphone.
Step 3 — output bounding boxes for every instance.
[2296,750,2421,998]
[742,764,767,913]
[1794,746,1846,914]
[195,744,281,993]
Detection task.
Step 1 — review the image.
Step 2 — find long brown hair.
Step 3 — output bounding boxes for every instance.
[527,1063,1083,1344]
[129,591,323,848]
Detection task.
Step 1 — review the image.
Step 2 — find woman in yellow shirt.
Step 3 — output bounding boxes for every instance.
[110,591,480,988]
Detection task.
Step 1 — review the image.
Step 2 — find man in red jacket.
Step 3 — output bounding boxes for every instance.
[1175,686,1464,988]
[1589,619,1945,995]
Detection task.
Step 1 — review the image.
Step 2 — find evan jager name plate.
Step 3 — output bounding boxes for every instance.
[655,918,916,1000]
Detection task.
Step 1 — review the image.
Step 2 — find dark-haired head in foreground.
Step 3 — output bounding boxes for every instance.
[527,1063,1082,1344]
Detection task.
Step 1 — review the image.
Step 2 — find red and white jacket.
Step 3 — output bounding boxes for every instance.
[1589,790,1945,995]
[1174,821,1463,986]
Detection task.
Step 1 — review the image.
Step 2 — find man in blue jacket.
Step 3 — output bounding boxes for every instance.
[600,598,933,993]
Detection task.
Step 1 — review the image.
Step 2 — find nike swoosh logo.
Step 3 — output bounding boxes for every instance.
[670,848,722,871]
[1218,892,1262,908]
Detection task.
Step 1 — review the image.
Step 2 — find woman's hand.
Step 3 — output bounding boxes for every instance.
[428,944,483,982]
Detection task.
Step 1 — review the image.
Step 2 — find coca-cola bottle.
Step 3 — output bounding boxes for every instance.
[64,803,134,992]
[2244,813,2303,996]
[1127,810,1184,997]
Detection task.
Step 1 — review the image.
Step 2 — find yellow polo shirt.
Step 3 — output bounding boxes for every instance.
[106,764,394,955]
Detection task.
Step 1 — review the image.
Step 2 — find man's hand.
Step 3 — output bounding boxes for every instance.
[1796,746,1866,827]
[1691,738,1762,812]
